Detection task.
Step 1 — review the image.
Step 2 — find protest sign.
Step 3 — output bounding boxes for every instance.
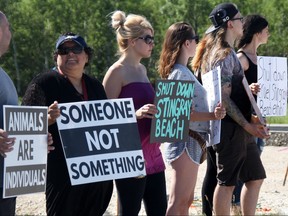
[150,80,194,143]
[202,66,221,145]
[57,98,145,186]
[3,106,48,198]
[242,77,269,135]
[257,56,287,116]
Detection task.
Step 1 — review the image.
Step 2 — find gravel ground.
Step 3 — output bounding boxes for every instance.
[16,146,288,215]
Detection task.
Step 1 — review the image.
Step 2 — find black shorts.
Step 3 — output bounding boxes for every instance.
[213,121,266,186]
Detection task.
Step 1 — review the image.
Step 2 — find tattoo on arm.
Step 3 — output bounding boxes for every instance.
[221,75,249,128]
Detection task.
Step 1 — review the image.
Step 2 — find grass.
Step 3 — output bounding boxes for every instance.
[266,107,288,124]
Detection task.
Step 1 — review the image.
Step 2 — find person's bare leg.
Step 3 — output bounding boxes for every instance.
[166,151,199,215]
[213,184,235,215]
[241,179,264,215]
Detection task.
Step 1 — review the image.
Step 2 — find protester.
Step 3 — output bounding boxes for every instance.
[192,3,269,215]
[22,32,113,216]
[0,11,53,216]
[231,14,270,214]
[157,21,225,215]
[103,10,167,216]
[237,14,269,154]
[0,11,18,216]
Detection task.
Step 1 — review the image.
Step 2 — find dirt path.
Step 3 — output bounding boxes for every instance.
[16,146,288,215]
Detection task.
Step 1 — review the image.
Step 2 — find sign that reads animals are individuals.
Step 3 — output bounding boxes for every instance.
[57,98,145,186]
[150,80,194,143]
[3,106,48,198]
[257,56,287,116]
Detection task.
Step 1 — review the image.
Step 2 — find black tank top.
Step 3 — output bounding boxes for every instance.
[237,50,258,84]
[237,50,258,112]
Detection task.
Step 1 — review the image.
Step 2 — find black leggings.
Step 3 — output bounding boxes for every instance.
[201,146,217,216]
[0,188,16,216]
[115,171,167,216]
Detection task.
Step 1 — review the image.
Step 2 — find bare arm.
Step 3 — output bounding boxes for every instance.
[237,52,249,71]
[237,52,260,95]
[190,103,226,121]
[103,64,156,119]
[102,65,124,99]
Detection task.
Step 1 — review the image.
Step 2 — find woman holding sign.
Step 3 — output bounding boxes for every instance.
[231,14,270,214]
[192,3,269,216]
[103,11,167,215]
[157,22,226,215]
[22,32,113,216]
[237,14,269,154]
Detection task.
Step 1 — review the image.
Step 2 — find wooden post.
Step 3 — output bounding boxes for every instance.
[283,164,288,186]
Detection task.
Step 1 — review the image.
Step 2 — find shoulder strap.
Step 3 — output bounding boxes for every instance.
[237,50,250,59]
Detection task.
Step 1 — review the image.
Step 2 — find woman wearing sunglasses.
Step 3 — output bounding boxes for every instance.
[192,3,269,216]
[22,32,113,216]
[231,14,270,214]
[103,10,167,216]
[157,22,225,215]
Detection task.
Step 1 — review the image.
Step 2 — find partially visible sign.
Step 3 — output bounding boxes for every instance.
[257,56,287,116]
[242,77,269,135]
[3,106,48,198]
[202,66,221,145]
[150,80,194,143]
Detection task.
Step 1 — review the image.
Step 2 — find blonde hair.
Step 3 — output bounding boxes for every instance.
[110,10,154,54]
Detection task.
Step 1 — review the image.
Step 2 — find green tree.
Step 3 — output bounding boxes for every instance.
[0,0,288,97]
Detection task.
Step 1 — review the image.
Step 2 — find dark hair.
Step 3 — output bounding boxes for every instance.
[53,32,93,68]
[237,14,268,49]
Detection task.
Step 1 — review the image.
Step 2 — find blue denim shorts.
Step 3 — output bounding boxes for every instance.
[164,132,208,165]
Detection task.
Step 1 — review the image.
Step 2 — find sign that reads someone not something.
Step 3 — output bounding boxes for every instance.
[150,80,194,143]
[3,106,48,198]
[57,98,145,186]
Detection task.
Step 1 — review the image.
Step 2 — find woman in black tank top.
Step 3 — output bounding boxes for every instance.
[231,14,270,214]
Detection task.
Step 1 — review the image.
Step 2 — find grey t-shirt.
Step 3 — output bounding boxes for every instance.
[168,64,209,133]
[0,67,18,188]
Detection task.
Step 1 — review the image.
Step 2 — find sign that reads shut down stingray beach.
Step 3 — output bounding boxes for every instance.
[3,106,48,198]
[57,98,145,186]
[150,80,194,143]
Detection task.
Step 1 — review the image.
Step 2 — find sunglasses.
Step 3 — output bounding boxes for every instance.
[138,35,154,45]
[57,46,84,55]
[189,35,199,44]
[231,17,244,23]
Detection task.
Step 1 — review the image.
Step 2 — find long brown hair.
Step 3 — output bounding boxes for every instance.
[192,27,231,76]
[158,22,196,79]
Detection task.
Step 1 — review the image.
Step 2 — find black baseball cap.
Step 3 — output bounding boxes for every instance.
[206,3,239,34]
[55,34,87,49]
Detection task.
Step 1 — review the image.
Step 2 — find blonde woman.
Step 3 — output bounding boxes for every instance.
[103,11,167,216]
